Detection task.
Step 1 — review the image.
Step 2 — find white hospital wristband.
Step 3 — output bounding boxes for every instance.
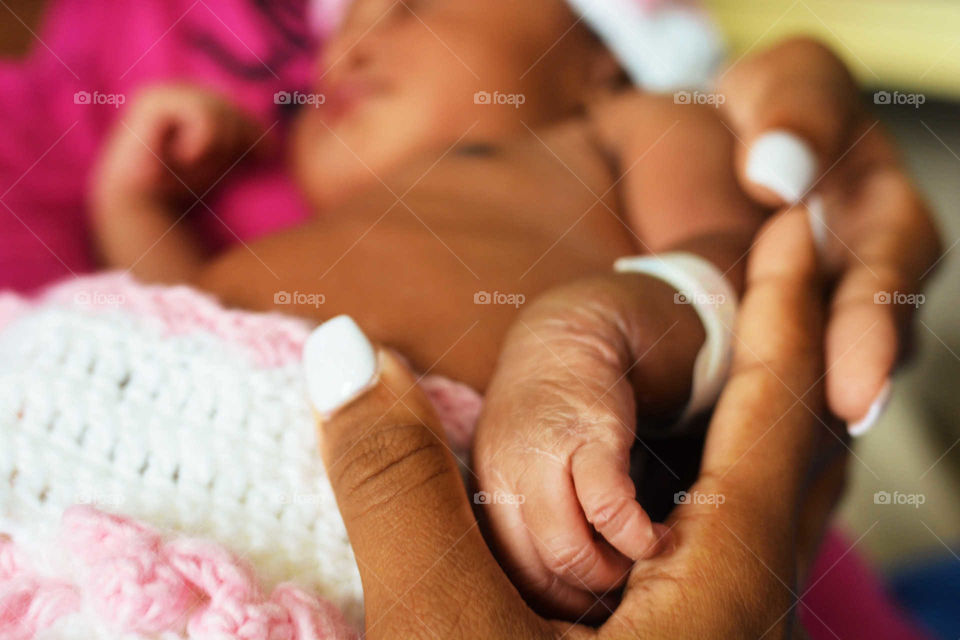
[614,252,738,425]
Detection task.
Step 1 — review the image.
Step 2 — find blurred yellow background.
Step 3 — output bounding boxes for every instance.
[705,0,960,97]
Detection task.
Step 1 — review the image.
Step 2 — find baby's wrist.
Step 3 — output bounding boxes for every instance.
[513,272,707,419]
[614,253,739,426]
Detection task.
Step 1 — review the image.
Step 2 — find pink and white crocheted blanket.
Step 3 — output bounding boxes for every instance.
[0,274,482,640]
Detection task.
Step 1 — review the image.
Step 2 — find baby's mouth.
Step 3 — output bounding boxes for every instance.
[319,77,385,123]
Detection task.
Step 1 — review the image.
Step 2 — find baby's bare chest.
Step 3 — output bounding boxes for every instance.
[339,124,638,273]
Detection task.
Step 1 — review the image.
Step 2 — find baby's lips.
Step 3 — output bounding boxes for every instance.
[303,315,380,417]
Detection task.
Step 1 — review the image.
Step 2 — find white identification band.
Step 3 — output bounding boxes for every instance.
[614,253,738,425]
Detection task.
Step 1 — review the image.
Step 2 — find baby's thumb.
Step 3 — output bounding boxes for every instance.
[304,317,541,639]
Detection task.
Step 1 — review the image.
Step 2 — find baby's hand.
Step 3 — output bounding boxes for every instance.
[91,84,267,208]
[474,276,688,620]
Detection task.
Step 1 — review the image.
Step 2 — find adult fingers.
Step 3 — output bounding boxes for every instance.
[818,165,942,433]
[717,37,860,206]
[699,205,827,525]
[603,208,828,640]
[304,316,548,640]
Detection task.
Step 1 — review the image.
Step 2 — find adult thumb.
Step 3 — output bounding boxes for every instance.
[304,316,546,639]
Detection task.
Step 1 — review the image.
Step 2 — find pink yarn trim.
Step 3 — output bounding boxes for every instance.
[420,375,483,451]
[0,506,358,640]
[0,273,312,368]
[0,537,82,640]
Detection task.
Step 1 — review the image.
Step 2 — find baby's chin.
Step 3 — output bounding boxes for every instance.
[288,122,390,211]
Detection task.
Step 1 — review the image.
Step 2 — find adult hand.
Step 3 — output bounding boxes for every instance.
[717,37,942,433]
[307,209,839,639]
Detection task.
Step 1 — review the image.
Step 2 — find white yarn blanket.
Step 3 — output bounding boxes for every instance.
[0,276,364,636]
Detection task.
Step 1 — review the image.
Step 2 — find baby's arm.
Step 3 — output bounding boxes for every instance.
[90,85,266,283]
[474,95,768,618]
[594,92,768,409]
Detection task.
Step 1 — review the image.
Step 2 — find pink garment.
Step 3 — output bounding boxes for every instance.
[802,530,932,640]
[0,0,317,293]
[0,506,357,640]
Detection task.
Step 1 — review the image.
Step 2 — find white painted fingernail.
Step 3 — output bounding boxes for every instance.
[848,380,892,437]
[746,130,818,203]
[806,194,829,255]
[304,315,379,416]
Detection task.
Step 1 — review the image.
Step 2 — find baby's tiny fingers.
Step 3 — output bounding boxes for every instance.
[479,480,614,620]
[518,462,634,593]
[170,110,219,166]
[571,442,659,561]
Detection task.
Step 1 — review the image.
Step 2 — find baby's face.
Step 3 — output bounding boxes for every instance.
[292,0,611,206]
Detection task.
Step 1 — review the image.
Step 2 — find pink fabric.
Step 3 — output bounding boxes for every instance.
[801,530,931,640]
[0,506,358,639]
[0,0,318,293]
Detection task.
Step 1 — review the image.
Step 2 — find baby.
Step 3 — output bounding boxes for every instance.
[90,0,764,620]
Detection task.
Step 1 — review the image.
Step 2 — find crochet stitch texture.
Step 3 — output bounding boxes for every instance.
[0,274,481,639]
